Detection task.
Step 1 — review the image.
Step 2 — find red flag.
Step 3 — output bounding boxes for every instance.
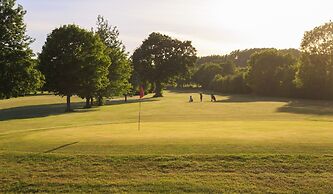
[139,86,144,99]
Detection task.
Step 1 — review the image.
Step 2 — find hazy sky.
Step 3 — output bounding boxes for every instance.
[17,0,333,56]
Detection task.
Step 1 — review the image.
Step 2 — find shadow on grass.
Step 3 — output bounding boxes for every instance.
[0,97,158,122]
[168,87,203,94]
[169,88,287,102]
[105,97,159,106]
[24,93,53,97]
[218,95,333,115]
[169,88,333,115]
[44,142,79,153]
[0,102,95,121]
[217,95,291,103]
[277,100,333,115]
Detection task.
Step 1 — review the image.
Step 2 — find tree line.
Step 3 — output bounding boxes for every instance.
[1,0,333,112]
[0,0,197,111]
[177,22,333,100]
[39,16,132,111]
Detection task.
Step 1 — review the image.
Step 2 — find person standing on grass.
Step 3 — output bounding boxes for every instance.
[200,93,203,102]
[189,96,194,103]
[211,94,217,102]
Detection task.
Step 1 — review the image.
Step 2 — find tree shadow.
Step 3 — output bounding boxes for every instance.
[168,88,203,94]
[216,95,290,103]
[24,93,53,97]
[105,97,159,106]
[169,88,291,103]
[277,100,333,115]
[0,97,159,122]
[170,88,333,115]
[0,102,95,121]
[44,141,79,153]
[169,88,228,98]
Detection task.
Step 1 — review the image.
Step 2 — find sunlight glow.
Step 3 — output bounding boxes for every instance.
[17,0,333,56]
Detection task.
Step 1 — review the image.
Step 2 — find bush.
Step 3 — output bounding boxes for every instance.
[209,72,250,94]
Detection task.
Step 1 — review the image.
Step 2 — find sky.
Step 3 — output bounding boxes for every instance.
[17,0,333,56]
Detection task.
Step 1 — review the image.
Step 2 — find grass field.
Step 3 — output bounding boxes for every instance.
[0,89,333,193]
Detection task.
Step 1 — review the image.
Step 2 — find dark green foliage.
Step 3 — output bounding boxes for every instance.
[228,48,300,68]
[197,48,301,68]
[195,49,299,97]
[132,32,197,97]
[193,61,242,90]
[193,63,222,88]
[296,21,333,99]
[194,49,300,97]
[209,71,250,94]
[39,25,110,111]
[228,48,269,67]
[95,15,132,105]
[248,49,297,97]
[196,55,227,66]
[172,68,194,88]
[0,0,44,99]
[208,74,223,91]
[220,61,236,76]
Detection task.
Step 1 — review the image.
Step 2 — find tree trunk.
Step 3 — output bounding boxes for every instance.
[85,97,91,108]
[90,97,94,107]
[66,95,71,112]
[124,94,128,102]
[153,81,163,97]
[98,96,103,106]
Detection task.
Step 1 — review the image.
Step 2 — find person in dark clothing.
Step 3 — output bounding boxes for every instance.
[211,94,217,102]
[189,96,194,103]
[200,93,203,102]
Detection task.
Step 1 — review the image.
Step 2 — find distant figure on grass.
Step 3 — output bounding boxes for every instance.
[200,93,203,102]
[189,96,194,103]
[211,94,217,102]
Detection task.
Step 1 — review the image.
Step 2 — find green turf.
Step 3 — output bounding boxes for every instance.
[0,90,332,192]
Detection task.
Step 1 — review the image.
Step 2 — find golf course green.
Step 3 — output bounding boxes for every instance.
[1,89,332,192]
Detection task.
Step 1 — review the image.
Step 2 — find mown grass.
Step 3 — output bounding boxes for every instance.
[0,90,333,192]
[1,153,332,193]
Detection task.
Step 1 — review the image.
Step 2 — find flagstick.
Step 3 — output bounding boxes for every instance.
[138,98,142,131]
[138,86,144,131]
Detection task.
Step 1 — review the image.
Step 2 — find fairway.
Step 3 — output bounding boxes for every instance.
[1,90,333,192]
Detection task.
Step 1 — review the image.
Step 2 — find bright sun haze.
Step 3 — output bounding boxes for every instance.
[1,0,333,192]
[17,0,333,56]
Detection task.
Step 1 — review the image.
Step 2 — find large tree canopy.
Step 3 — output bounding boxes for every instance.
[248,49,296,96]
[296,21,333,99]
[193,63,222,88]
[0,0,43,99]
[197,48,301,68]
[95,15,132,105]
[39,25,110,111]
[132,32,197,97]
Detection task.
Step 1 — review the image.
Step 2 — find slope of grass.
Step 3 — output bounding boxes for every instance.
[0,90,333,192]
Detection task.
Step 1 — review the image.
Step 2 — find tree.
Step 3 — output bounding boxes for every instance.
[295,21,333,99]
[197,48,300,68]
[172,67,194,88]
[132,32,197,97]
[247,49,296,96]
[39,25,110,111]
[220,61,236,76]
[94,15,132,105]
[0,0,44,99]
[193,63,222,88]
[196,55,226,66]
